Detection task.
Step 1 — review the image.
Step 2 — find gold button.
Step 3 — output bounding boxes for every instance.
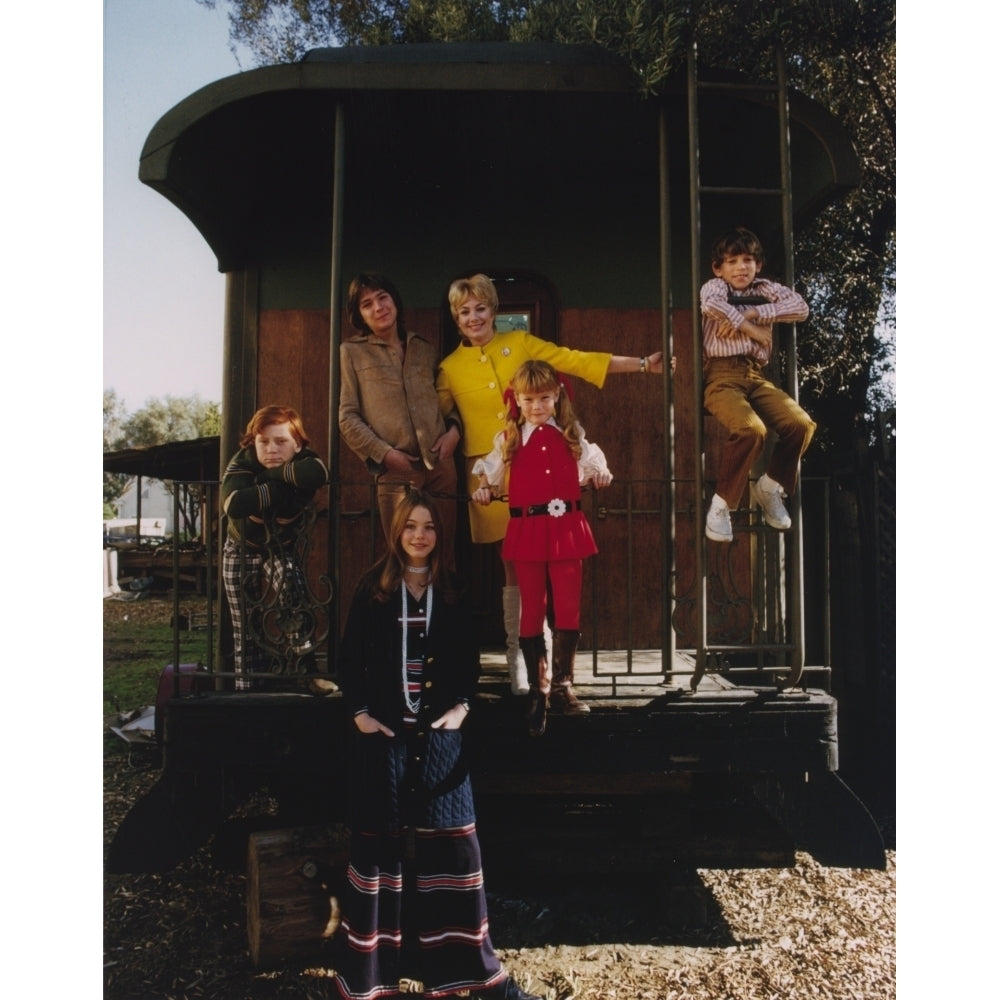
[424,680,433,688]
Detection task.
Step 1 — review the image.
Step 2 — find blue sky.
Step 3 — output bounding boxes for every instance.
[104,0,252,412]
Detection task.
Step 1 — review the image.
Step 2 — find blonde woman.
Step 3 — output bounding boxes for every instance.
[437,273,662,695]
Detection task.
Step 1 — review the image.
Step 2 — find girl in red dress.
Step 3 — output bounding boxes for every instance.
[472,361,613,736]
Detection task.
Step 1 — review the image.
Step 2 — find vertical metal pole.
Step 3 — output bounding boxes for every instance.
[218,269,259,688]
[172,481,181,697]
[135,475,143,542]
[658,104,676,679]
[687,44,707,689]
[625,482,634,670]
[776,45,806,686]
[590,492,599,677]
[777,46,798,401]
[823,478,831,674]
[204,482,214,674]
[327,103,347,646]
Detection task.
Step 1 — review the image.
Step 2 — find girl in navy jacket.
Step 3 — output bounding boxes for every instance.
[332,490,539,1000]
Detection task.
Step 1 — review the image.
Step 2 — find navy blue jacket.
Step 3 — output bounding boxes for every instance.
[337,574,480,832]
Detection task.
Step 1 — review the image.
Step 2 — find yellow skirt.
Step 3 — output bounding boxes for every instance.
[464,457,510,544]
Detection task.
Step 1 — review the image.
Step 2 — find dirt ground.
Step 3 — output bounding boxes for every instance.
[104,597,895,999]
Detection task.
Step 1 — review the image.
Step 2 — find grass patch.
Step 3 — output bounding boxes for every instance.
[103,612,214,718]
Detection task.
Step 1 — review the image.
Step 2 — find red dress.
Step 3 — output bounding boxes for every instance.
[501,423,599,563]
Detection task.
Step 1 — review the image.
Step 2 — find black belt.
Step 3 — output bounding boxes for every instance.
[509,499,582,517]
[706,354,765,367]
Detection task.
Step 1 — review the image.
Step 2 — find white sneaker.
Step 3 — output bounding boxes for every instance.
[705,503,733,542]
[750,477,792,530]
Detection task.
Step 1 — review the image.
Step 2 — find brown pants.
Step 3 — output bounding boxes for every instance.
[704,356,815,509]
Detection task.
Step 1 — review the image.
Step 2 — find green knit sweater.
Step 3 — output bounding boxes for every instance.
[221,446,328,546]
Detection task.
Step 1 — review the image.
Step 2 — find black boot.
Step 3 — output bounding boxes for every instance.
[518,634,549,736]
[548,628,589,715]
[477,974,543,1000]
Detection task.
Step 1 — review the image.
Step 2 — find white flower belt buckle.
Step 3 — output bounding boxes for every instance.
[547,498,567,518]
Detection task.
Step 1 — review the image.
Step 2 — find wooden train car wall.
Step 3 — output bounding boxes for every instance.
[139,43,859,654]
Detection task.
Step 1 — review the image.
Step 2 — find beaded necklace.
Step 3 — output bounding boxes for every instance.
[400,582,432,716]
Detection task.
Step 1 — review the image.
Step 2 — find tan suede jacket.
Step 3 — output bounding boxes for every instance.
[339,329,459,474]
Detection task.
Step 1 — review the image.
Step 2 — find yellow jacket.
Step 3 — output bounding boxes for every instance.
[436,330,611,457]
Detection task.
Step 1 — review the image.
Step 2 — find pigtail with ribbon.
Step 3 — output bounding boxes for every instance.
[503,386,519,422]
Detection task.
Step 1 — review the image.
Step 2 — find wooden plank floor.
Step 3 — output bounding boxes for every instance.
[477,646,828,700]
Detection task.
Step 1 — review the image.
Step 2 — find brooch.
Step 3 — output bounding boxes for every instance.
[547,498,567,518]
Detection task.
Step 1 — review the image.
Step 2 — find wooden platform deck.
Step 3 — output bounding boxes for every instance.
[109,645,887,875]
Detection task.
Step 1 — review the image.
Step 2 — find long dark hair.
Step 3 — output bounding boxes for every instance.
[365,490,458,603]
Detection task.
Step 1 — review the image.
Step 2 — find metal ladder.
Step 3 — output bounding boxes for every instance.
[686,43,807,692]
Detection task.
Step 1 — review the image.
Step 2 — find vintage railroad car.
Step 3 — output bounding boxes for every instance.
[108,43,886,896]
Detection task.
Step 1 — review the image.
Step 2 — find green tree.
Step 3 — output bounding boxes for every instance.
[103,392,221,523]
[104,389,129,516]
[120,394,221,448]
[197,0,530,58]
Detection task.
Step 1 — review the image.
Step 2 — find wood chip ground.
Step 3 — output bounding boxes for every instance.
[104,598,893,999]
[104,754,894,999]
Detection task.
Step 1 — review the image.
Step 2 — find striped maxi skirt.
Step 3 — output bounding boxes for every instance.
[332,824,506,999]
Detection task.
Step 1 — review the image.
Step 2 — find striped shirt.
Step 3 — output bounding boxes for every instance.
[700,277,809,365]
[401,592,429,726]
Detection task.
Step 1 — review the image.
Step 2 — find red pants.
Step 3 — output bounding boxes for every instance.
[515,559,583,634]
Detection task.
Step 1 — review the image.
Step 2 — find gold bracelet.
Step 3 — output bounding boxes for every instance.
[639,356,648,374]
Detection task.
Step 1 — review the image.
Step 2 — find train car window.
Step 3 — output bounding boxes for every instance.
[495,311,531,333]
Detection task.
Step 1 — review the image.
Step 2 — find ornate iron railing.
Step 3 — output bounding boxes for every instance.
[233,503,333,686]
[159,480,334,696]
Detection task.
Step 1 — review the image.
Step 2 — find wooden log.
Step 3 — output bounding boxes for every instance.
[246,824,351,970]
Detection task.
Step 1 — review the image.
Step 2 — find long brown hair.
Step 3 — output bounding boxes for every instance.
[501,360,582,465]
[367,490,456,603]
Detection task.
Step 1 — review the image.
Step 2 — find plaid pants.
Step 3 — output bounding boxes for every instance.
[222,538,305,690]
